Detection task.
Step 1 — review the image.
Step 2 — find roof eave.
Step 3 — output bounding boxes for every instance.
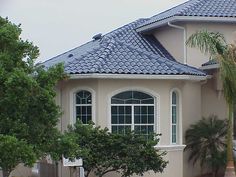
[69,73,208,81]
[136,16,236,33]
[200,63,220,70]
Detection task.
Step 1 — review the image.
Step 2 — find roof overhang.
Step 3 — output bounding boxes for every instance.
[200,63,220,70]
[136,16,236,33]
[69,73,208,81]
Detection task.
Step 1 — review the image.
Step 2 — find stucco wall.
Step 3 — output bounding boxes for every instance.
[55,78,207,177]
[186,22,236,68]
[154,22,236,68]
[154,25,185,63]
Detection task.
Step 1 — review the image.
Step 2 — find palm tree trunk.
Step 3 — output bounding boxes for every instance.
[224,103,236,177]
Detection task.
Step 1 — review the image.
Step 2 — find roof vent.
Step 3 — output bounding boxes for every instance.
[68,54,73,58]
[93,33,102,40]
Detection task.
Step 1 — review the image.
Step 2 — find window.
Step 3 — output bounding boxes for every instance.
[111,91,155,139]
[75,90,92,124]
[171,91,178,144]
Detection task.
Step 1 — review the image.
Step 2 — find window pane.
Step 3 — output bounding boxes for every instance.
[111,98,124,104]
[134,106,140,114]
[125,115,132,124]
[141,106,147,114]
[148,106,154,114]
[172,125,177,143]
[82,106,86,114]
[172,92,177,105]
[148,115,154,124]
[87,106,91,114]
[141,115,147,124]
[148,126,154,134]
[111,91,154,105]
[141,98,154,104]
[112,115,118,124]
[76,90,92,104]
[112,126,118,133]
[118,115,125,124]
[125,106,131,114]
[134,115,140,124]
[111,106,117,114]
[172,106,177,123]
[87,115,92,122]
[141,126,147,134]
[118,106,125,114]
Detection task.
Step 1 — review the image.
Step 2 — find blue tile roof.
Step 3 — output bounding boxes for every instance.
[43,19,205,76]
[138,0,236,28]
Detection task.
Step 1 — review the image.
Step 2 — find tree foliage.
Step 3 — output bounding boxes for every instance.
[0,135,36,177]
[65,122,167,177]
[0,16,66,175]
[185,115,227,177]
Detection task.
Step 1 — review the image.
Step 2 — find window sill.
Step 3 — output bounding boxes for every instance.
[154,145,186,152]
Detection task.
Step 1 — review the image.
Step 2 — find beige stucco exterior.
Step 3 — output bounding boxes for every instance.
[53,74,225,177]
[154,22,236,68]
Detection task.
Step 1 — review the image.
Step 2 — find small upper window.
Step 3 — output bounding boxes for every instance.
[75,90,92,124]
[171,91,178,144]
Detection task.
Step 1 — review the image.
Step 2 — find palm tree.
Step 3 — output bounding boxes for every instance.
[187,30,236,177]
[185,115,227,177]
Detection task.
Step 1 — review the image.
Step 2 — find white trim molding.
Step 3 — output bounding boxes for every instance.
[155,145,186,152]
[136,16,236,33]
[107,87,161,136]
[169,88,183,145]
[69,74,207,81]
[200,63,220,70]
[69,87,96,125]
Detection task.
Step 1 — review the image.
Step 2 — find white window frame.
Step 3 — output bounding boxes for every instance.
[170,88,182,145]
[69,87,96,125]
[107,87,160,136]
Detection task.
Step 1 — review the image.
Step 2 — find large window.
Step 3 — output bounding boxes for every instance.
[111,91,155,138]
[171,91,178,144]
[75,90,92,124]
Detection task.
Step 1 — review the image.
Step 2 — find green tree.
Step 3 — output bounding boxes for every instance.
[187,30,236,176]
[0,17,66,175]
[185,115,227,177]
[0,135,36,177]
[65,122,167,177]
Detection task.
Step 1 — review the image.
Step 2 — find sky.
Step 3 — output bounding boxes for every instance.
[0,0,187,62]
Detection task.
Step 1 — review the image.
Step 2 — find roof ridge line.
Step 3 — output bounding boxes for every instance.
[96,37,117,72]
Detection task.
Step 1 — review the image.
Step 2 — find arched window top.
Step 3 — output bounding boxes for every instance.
[172,91,177,105]
[111,91,154,104]
[76,90,92,105]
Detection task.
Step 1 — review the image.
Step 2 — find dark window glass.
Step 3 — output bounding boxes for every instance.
[75,90,92,124]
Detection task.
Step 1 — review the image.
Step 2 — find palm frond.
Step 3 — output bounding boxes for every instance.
[186,30,226,56]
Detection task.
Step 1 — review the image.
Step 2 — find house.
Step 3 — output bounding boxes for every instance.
[3,0,236,177]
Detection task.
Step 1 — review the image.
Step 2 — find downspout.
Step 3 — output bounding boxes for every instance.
[168,22,187,64]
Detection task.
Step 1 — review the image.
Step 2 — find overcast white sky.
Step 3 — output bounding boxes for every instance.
[0,0,187,62]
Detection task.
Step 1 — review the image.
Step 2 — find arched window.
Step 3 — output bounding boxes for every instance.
[111,91,155,139]
[75,90,92,124]
[171,91,178,144]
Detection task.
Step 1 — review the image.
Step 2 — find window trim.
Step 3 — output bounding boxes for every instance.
[70,87,96,125]
[107,87,160,136]
[170,88,182,145]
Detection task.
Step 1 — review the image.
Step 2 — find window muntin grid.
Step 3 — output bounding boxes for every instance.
[171,91,178,144]
[111,91,155,139]
[75,90,92,124]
